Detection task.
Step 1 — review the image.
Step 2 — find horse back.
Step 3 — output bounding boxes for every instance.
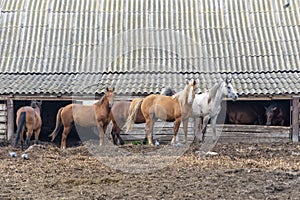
[63,104,97,127]
[141,94,180,121]
[111,101,131,126]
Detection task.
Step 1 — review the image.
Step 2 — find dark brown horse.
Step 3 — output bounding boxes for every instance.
[14,100,42,150]
[226,102,266,125]
[49,87,115,149]
[127,80,196,145]
[265,102,290,126]
[110,87,176,145]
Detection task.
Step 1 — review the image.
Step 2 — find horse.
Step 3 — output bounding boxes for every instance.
[192,78,238,142]
[14,100,42,150]
[49,87,115,149]
[265,102,289,126]
[127,80,196,145]
[226,102,266,125]
[110,87,176,145]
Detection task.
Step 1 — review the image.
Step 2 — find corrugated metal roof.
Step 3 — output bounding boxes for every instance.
[0,0,299,97]
[0,0,299,73]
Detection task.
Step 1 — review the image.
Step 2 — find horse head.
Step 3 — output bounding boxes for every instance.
[265,104,278,126]
[186,79,196,104]
[224,78,238,101]
[105,87,115,108]
[30,100,42,110]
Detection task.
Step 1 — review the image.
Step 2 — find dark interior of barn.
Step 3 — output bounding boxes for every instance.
[13,100,82,147]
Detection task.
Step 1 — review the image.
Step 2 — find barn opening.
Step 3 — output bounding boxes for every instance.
[223,100,291,126]
[13,100,82,147]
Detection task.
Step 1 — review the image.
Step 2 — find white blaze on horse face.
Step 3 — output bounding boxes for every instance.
[188,85,194,104]
[108,92,115,108]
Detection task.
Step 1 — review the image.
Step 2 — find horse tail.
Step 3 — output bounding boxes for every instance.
[125,99,143,133]
[49,107,64,141]
[14,112,26,148]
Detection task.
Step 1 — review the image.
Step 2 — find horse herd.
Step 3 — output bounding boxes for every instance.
[13,79,289,150]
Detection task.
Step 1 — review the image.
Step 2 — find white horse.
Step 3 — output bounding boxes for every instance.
[193,78,238,142]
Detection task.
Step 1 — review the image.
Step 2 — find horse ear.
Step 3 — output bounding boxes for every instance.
[193,80,196,86]
[225,78,231,84]
[186,79,189,85]
[272,106,278,111]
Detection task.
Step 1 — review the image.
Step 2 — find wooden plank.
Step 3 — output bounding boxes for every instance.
[0,116,7,122]
[0,104,7,111]
[6,99,13,140]
[0,135,6,140]
[0,123,7,129]
[292,97,299,142]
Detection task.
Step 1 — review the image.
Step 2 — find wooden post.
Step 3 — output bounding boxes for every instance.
[292,97,299,142]
[6,99,14,141]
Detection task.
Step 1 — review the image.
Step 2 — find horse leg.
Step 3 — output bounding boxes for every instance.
[25,129,33,149]
[145,119,154,146]
[201,115,210,142]
[171,119,181,145]
[182,119,189,143]
[34,128,41,144]
[210,116,218,141]
[117,131,125,145]
[61,126,71,149]
[20,127,25,151]
[97,122,105,146]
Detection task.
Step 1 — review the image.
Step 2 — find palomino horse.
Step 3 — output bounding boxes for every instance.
[127,80,196,145]
[192,78,238,142]
[49,87,115,149]
[14,100,42,150]
[110,87,176,145]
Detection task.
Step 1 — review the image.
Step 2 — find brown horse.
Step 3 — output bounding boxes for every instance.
[110,98,144,145]
[265,102,290,126]
[111,87,175,145]
[14,100,42,150]
[226,102,266,125]
[127,80,196,145]
[49,87,115,149]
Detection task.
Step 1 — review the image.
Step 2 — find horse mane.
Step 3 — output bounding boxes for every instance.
[95,95,106,106]
[173,84,190,106]
[208,82,223,104]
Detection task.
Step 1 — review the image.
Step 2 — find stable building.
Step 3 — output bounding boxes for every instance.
[0,0,299,143]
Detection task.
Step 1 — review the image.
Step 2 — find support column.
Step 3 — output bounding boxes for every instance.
[292,97,299,142]
[7,99,14,141]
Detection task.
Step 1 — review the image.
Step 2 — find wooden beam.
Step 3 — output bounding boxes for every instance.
[292,97,299,142]
[6,99,14,141]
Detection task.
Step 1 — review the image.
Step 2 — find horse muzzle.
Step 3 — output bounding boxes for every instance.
[232,94,238,101]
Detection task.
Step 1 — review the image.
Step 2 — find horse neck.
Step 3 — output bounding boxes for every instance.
[178,86,194,109]
[209,83,224,102]
[208,84,226,116]
[95,96,110,110]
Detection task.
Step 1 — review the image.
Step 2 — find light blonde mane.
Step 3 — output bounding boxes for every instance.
[173,83,192,107]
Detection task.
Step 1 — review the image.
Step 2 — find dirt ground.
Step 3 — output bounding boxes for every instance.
[0,139,299,200]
